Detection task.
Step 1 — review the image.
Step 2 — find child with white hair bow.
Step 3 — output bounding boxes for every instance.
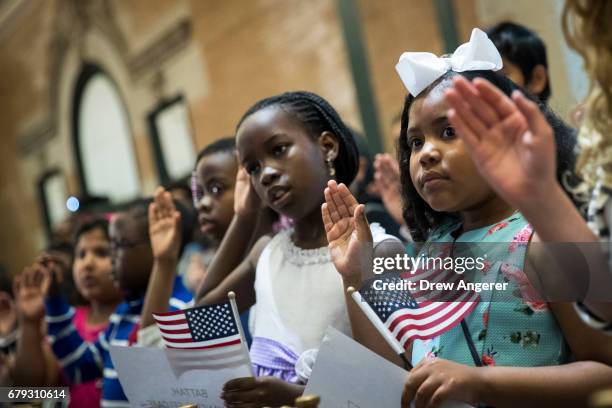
[324,28,612,408]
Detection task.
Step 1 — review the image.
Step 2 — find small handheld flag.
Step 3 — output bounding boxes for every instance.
[349,271,479,369]
[153,293,254,376]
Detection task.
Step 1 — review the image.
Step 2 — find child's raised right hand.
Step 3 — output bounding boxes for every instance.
[233,167,263,216]
[322,180,373,286]
[13,264,53,324]
[149,187,182,262]
[445,76,558,210]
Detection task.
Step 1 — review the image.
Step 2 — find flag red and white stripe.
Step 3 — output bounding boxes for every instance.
[153,302,242,350]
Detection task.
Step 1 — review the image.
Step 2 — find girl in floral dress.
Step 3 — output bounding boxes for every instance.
[323,30,612,407]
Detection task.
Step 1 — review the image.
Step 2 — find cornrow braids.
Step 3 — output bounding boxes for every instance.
[237,91,359,185]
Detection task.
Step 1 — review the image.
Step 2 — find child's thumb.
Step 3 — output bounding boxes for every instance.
[354,204,372,239]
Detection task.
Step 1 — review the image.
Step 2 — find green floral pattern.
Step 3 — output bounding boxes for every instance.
[417,213,569,367]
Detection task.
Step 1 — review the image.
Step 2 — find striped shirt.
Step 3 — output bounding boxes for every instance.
[45,276,193,407]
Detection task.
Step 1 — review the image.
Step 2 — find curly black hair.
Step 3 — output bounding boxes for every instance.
[398,70,577,242]
[237,91,359,186]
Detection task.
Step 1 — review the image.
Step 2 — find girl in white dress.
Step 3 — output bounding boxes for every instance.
[196,91,400,407]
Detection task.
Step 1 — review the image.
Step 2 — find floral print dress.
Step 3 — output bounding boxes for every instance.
[411,213,569,367]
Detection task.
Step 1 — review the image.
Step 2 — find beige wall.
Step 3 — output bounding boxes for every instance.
[359,0,479,150]
[3,0,581,275]
[0,0,468,274]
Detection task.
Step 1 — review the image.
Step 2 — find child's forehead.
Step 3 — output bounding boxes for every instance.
[237,106,306,143]
[196,151,238,175]
[409,81,452,126]
[236,105,313,154]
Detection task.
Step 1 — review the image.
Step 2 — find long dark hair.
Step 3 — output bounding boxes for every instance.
[398,70,578,242]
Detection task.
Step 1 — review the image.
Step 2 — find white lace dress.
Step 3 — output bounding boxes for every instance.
[249,223,398,383]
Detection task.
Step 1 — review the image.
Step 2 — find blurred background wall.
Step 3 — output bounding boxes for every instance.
[0,0,587,275]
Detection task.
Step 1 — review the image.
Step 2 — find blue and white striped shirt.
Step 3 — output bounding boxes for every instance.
[45,276,192,407]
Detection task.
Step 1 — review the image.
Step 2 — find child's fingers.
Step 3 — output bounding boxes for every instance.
[330,185,351,218]
[513,91,552,138]
[23,267,34,288]
[321,203,334,232]
[163,191,176,212]
[32,266,44,288]
[354,204,372,241]
[444,90,489,141]
[154,186,165,206]
[221,389,261,404]
[447,109,481,152]
[155,187,171,218]
[337,183,359,213]
[148,202,158,223]
[451,77,500,127]
[473,78,517,119]
[324,188,341,223]
[223,377,256,392]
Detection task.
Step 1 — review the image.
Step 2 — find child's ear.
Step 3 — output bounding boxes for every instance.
[318,131,340,161]
[527,64,548,96]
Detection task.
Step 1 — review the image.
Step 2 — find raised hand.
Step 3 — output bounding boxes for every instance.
[445,76,557,209]
[149,187,182,262]
[233,167,262,216]
[322,180,373,285]
[373,153,404,225]
[0,291,17,335]
[13,265,52,323]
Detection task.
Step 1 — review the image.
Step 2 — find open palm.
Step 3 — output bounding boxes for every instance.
[234,167,262,215]
[445,77,557,208]
[14,266,50,323]
[149,187,181,261]
[322,180,373,283]
[0,292,16,334]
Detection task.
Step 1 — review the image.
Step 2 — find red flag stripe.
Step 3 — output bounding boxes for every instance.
[154,318,187,325]
[158,327,191,335]
[153,309,184,317]
[166,338,241,350]
[397,300,479,346]
[387,295,466,332]
[392,299,477,341]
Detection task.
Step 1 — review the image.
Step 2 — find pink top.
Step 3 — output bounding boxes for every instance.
[67,307,108,408]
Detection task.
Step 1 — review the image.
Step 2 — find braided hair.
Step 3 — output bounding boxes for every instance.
[237,91,359,185]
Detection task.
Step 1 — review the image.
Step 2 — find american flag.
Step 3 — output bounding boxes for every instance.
[153,302,242,349]
[153,302,252,378]
[358,272,479,349]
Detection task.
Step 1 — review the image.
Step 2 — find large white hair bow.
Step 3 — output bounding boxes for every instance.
[395,28,503,97]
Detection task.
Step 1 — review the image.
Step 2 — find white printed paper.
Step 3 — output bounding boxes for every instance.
[305,327,473,408]
[110,345,252,408]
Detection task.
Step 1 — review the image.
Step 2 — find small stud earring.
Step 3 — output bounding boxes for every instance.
[326,158,336,177]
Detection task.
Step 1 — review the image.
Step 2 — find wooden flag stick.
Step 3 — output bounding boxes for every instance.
[228,291,254,376]
[347,286,412,370]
